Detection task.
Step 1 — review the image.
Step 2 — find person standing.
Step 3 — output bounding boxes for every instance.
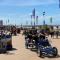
[56,31,59,38]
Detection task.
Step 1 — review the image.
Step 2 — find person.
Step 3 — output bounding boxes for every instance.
[50,30,54,38]
[56,31,59,38]
[39,29,45,40]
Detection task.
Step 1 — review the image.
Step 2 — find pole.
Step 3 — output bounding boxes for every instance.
[26,20,28,25]
[32,8,35,27]
[36,16,38,25]
[50,17,52,25]
[15,20,16,27]
[6,20,7,25]
[34,16,35,27]
[43,11,45,25]
[31,15,32,26]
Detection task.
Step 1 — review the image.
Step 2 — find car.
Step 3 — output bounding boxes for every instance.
[1,34,12,50]
[37,38,58,57]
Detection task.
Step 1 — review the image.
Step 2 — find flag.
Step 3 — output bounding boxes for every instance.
[50,17,52,23]
[36,16,38,24]
[59,0,60,8]
[32,8,35,18]
[43,11,45,16]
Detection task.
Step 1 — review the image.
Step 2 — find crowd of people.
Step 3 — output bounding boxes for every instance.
[23,28,58,56]
[24,28,60,39]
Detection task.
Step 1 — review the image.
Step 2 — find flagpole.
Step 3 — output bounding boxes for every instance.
[36,16,38,26]
[26,20,28,25]
[34,16,35,27]
[31,15,32,27]
[32,8,35,28]
[43,11,45,25]
[6,20,7,26]
[15,20,16,27]
[8,19,9,26]
[50,17,52,26]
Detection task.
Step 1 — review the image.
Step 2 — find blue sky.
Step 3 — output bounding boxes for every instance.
[0,0,60,25]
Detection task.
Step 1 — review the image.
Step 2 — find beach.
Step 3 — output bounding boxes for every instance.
[0,31,59,60]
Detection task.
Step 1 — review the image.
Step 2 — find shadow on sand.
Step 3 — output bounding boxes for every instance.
[29,48,60,58]
[4,52,15,55]
[47,54,60,58]
[30,48,37,52]
[7,48,17,51]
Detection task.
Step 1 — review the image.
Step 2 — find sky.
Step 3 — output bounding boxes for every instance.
[0,0,60,25]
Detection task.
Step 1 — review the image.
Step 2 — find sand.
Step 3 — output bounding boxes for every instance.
[0,31,60,60]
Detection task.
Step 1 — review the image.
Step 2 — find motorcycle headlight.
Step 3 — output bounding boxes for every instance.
[44,46,48,49]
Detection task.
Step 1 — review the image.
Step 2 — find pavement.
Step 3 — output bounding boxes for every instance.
[0,31,60,60]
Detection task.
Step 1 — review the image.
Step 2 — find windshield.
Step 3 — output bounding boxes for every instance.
[39,40,50,47]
